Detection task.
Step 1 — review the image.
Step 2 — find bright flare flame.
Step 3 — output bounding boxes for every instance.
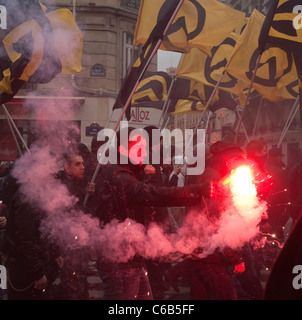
[230,166,257,198]
[230,166,258,220]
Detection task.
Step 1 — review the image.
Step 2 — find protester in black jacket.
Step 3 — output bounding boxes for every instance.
[4,190,62,300]
[57,150,95,209]
[94,127,211,300]
[56,150,95,300]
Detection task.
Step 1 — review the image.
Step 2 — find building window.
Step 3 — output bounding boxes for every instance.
[122,32,139,79]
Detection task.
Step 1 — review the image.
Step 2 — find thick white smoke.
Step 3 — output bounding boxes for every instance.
[203,166,268,256]
[3,0,269,266]
[10,99,100,250]
[10,98,268,264]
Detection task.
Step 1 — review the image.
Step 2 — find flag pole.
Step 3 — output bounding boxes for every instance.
[83,39,160,206]
[192,71,225,137]
[158,53,183,129]
[183,71,225,155]
[83,0,185,206]
[234,53,262,144]
[251,96,264,140]
[3,106,23,157]
[204,110,211,133]
[277,96,300,148]
[161,114,171,130]
[235,106,250,143]
[106,43,138,129]
[158,76,176,128]
[2,104,30,154]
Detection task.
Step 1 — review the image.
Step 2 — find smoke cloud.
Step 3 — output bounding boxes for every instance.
[5,0,269,270]
[11,97,268,263]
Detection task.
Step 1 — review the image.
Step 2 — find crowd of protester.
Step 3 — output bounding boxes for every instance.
[0,130,301,300]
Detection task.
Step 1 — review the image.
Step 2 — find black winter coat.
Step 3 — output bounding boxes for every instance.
[56,170,87,207]
[4,190,60,290]
[95,163,206,226]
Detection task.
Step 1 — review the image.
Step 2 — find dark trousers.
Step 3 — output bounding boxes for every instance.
[97,259,153,300]
[59,249,89,300]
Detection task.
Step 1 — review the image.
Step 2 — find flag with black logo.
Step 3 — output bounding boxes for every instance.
[176,33,247,103]
[169,77,237,113]
[131,71,172,109]
[170,77,219,103]
[134,0,245,56]
[226,9,299,102]
[259,0,302,119]
[0,0,61,104]
[113,0,183,120]
[0,0,83,104]
[169,99,206,114]
[259,0,302,52]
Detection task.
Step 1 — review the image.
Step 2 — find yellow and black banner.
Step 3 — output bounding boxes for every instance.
[0,0,61,104]
[169,77,237,114]
[113,0,183,120]
[131,71,172,109]
[176,33,247,103]
[134,0,245,56]
[170,77,219,103]
[0,0,83,105]
[259,0,302,52]
[170,99,206,115]
[45,8,83,75]
[259,0,302,120]
[226,9,299,102]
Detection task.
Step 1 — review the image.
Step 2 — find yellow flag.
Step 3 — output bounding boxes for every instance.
[170,77,238,114]
[131,72,172,108]
[269,0,302,44]
[3,18,51,82]
[171,99,206,115]
[278,60,299,100]
[226,9,299,102]
[171,77,220,103]
[0,69,13,95]
[2,8,83,82]
[47,9,84,74]
[134,0,245,55]
[258,0,302,111]
[176,33,247,101]
[0,2,83,105]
